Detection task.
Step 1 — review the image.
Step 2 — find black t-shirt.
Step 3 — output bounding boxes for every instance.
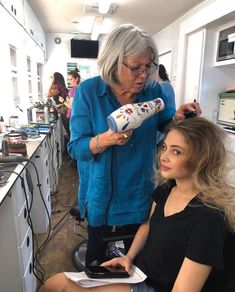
[135,181,227,292]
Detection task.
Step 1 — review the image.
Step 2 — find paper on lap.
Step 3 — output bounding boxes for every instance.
[64,265,147,288]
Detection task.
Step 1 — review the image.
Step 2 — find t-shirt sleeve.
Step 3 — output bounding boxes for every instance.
[152,181,175,203]
[186,212,227,270]
[152,183,169,203]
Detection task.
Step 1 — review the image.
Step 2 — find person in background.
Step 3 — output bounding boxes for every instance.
[59,68,81,135]
[47,72,68,104]
[66,24,201,266]
[47,72,69,135]
[40,117,235,292]
[158,64,175,109]
[156,64,176,145]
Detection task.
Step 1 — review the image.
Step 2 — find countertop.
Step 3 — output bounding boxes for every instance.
[0,134,47,205]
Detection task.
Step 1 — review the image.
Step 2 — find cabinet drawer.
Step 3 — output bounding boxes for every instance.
[18,227,32,273]
[42,174,50,196]
[42,154,49,178]
[14,201,29,245]
[11,172,29,215]
[21,253,36,292]
[40,138,48,158]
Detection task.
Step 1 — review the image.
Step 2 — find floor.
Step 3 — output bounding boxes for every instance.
[36,155,87,284]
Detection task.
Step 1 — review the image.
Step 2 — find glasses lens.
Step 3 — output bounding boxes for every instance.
[134,64,158,76]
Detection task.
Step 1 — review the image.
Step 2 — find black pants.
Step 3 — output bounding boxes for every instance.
[86,224,140,265]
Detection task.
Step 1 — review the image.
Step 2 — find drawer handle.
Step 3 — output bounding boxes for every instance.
[27,236,30,247]
[29,263,32,274]
[47,178,49,184]
[24,207,27,219]
[35,155,40,158]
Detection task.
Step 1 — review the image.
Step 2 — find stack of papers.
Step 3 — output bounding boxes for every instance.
[64,265,147,288]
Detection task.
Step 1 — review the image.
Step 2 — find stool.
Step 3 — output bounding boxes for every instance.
[70,206,135,271]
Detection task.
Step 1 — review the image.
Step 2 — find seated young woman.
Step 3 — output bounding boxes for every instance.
[40,117,235,292]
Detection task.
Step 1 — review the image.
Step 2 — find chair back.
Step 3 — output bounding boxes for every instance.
[202,231,235,292]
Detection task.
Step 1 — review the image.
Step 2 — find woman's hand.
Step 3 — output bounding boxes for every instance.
[174,101,202,121]
[59,96,65,103]
[101,129,133,147]
[101,255,133,274]
[90,129,133,155]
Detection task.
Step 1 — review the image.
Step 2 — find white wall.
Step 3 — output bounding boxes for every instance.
[43,33,99,96]
[152,0,235,119]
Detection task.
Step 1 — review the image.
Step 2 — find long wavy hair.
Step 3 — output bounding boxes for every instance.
[157,117,235,231]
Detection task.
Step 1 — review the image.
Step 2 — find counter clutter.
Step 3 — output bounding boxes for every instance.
[0,118,64,292]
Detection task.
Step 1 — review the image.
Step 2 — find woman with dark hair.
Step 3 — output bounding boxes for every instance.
[59,68,81,125]
[47,72,69,135]
[157,64,175,109]
[47,72,68,105]
[156,64,176,145]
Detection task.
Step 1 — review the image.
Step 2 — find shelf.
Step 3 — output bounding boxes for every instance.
[214,58,235,67]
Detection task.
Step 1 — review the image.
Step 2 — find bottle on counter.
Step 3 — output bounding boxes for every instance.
[2,140,9,156]
[44,106,49,124]
[0,116,6,133]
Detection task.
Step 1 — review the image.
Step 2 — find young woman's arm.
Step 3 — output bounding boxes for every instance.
[101,202,156,273]
[172,257,212,292]
[127,202,156,261]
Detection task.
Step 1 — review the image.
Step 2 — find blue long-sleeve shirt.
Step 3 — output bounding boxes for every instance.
[68,76,175,227]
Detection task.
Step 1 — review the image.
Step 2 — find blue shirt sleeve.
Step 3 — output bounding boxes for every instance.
[67,83,94,161]
[151,81,176,131]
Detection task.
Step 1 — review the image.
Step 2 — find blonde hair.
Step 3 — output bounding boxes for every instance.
[158,117,235,231]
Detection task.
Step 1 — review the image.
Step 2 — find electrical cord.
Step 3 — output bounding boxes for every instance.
[4,170,45,288]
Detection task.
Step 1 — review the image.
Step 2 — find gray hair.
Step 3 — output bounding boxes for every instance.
[97,23,159,88]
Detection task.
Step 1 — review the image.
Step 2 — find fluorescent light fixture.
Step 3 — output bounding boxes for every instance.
[91,17,103,40]
[98,0,112,14]
[77,16,94,33]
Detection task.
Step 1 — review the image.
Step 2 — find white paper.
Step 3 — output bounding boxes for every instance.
[64,265,147,288]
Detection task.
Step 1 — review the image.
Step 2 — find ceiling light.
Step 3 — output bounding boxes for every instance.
[98,0,112,14]
[91,17,103,40]
[77,16,95,34]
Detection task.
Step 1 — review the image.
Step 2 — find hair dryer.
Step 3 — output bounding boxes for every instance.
[107,98,164,132]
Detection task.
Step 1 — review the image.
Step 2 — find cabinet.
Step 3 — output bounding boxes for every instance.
[36,18,46,51]
[0,0,24,25]
[27,137,51,233]
[0,170,36,292]
[23,0,37,41]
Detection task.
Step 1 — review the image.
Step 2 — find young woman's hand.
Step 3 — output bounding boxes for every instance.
[101,255,133,274]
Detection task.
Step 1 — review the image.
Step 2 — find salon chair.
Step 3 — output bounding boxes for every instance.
[70,206,136,271]
[202,231,235,292]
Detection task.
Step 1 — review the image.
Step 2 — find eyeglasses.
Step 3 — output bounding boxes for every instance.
[122,62,158,76]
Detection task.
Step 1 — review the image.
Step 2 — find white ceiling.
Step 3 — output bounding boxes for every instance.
[28,0,206,37]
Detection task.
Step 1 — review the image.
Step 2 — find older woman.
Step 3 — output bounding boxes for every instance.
[67,24,200,266]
